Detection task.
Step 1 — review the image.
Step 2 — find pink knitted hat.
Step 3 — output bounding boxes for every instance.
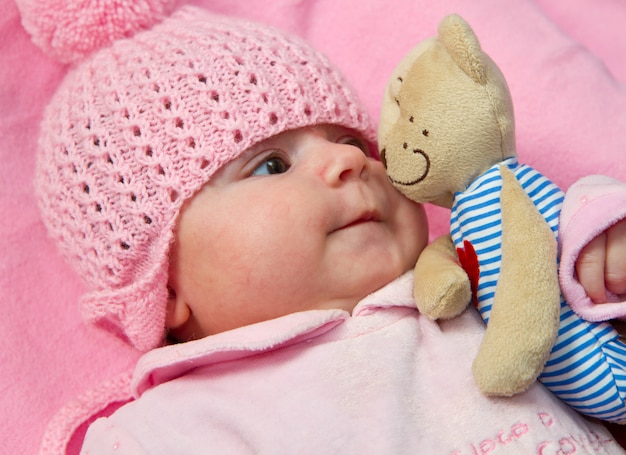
[27,1,374,351]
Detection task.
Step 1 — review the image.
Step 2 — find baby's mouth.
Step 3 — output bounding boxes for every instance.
[332,210,382,233]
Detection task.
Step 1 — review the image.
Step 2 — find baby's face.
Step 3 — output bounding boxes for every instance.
[167,125,428,340]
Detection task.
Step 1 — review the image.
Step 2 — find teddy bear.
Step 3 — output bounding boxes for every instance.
[377,13,626,422]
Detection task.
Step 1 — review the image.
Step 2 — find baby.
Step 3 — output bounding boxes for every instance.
[165,123,426,341]
[26,2,626,454]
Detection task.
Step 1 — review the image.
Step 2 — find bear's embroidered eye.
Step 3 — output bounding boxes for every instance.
[409,116,414,123]
[394,97,400,106]
[422,129,429,137]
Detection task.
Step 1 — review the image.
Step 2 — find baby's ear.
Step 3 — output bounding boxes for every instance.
[165,285,192,330]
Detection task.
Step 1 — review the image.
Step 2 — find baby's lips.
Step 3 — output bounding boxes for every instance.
[331,208,382,233]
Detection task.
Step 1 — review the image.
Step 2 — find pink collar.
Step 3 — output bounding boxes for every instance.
[132,272,415,396]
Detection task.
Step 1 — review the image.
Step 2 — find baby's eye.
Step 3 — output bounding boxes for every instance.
[250,155,290,176]
[337,135,370,156]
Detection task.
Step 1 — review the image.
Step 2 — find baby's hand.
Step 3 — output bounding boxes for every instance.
[576,218,626,303]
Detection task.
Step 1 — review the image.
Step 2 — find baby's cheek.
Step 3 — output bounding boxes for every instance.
[403,202,429,261]
[404,199,428,232]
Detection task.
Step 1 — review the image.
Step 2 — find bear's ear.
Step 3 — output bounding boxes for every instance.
[438,14,486,85]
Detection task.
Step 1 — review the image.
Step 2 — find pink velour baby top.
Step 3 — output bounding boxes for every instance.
[559,175,626,322]
[80,273,622,454]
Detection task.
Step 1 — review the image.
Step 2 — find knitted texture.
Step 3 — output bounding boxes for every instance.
[16,0,177,64]
[39,370,133,455]
[34,5,374,351]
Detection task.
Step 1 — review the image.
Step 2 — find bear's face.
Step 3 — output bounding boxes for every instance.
[378,18,516,208]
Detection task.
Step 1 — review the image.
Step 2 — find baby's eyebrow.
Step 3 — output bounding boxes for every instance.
[232,143,266,163]
[240,135,282,156]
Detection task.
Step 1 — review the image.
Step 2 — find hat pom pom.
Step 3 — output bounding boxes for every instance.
[16,0,177,64]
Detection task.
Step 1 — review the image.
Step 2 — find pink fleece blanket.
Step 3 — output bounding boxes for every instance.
[2,0,625,453]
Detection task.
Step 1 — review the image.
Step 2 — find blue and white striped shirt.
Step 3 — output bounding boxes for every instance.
[450,157,626,423]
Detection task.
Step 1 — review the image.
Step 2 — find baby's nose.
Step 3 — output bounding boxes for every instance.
[320,141,371,186]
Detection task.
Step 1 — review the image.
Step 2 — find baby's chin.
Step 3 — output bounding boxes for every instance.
[339,268,412,313]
